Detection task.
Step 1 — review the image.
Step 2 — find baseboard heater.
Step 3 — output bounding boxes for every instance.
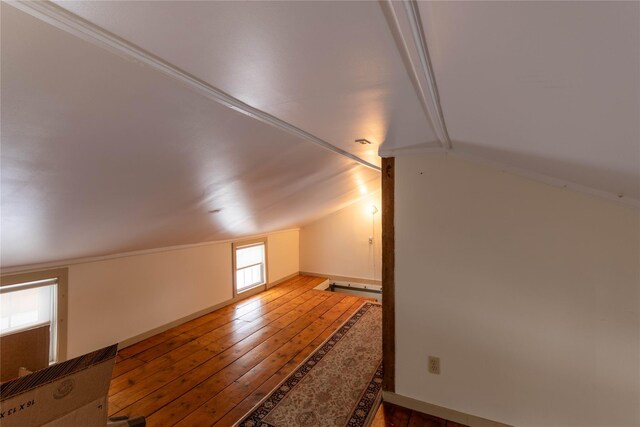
[328,282,381,295]
[312,279,382,301]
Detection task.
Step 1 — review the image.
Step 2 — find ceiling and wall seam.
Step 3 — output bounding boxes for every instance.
[378,0,639,209]
[4,1,637,270]
[381,147,640,209]
[0,228,303,275]
[380,0,452,150]
[0,172,383,271]
[9,0,381,172]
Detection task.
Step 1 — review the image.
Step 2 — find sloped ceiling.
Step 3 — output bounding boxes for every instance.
[383,0,639,203]
[1,3,396,267]
[2,1,638,268]
[50,0,438,167]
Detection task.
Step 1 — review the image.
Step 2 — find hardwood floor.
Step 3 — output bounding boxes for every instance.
[108,275,375,427]
[372,402,469,427]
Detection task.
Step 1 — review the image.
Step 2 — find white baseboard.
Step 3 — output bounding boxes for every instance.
[119,272,301,349]
[382,391,511,427]
[267,271,300,289]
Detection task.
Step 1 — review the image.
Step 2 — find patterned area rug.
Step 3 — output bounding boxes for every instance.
[236,302,382,427]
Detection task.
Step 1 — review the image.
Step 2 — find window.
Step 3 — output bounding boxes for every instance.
[233,240,267,294]
[0,269,68,364]
[0,279,57,364]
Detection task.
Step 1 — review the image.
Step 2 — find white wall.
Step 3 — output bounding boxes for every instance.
[395,153,639,427]
[299,191,381,282]
[59,229,299,358]
[267,230,300,285]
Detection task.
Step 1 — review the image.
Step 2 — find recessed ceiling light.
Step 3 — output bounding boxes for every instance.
[208,208,223,214]
[355,138,372,145]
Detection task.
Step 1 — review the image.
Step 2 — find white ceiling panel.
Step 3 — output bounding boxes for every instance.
[419,1,640,201]
[51,0,438,166]
[3,0,638,267]
[1,4,379,268]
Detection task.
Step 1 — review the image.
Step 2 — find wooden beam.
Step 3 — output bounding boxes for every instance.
[382,157,396,392]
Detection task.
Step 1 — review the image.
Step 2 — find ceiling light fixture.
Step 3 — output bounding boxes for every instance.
[356,138,372,145]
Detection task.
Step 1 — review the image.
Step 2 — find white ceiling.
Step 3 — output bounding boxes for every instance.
[2,1,638,268]
[51,0,438,167]
[1,4,381,267]
[417,1,639,201]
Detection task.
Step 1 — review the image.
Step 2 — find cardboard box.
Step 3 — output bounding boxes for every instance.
[0,324,50,382]
[0,344,117,427]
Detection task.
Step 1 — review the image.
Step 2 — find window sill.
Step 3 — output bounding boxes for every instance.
[236,281,266,295]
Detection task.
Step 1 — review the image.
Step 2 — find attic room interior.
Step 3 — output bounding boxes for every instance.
[1,1,639,426]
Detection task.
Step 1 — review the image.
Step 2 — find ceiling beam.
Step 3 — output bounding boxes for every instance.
[9,0,381,172]
[380,0,451,149]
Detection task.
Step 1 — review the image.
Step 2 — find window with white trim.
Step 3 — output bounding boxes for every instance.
[0,278,58,364]
[233,240,267,294]
[1,268,68,368]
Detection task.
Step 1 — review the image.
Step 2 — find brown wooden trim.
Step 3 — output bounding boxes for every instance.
[381,157,395,392]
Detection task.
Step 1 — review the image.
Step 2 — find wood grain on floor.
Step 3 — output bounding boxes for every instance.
[109,275,375,427]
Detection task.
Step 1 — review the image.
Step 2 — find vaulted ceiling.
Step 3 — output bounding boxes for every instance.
[2,1,638,268]
[416,1,639,202]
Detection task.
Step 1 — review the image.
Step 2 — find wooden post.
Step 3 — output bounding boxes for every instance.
[381,157,395,392]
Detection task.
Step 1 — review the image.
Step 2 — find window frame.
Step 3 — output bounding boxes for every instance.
[0,268,68,363]
[232,238,268,297]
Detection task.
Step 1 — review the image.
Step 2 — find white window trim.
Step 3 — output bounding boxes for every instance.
[232,238,268,296]
[0,268,68,363]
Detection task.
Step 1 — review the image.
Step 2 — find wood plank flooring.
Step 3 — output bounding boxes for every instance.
[372,402,469,427]
[109,275,375,427]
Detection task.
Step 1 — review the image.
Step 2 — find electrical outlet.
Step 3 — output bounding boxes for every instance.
[428,356,440,375]
[368,236,373,244]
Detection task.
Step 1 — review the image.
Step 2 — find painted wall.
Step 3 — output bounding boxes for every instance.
[395,153,639,427]
[267,230,300,285]
[299,191,381,282]
[60,229,298,358]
